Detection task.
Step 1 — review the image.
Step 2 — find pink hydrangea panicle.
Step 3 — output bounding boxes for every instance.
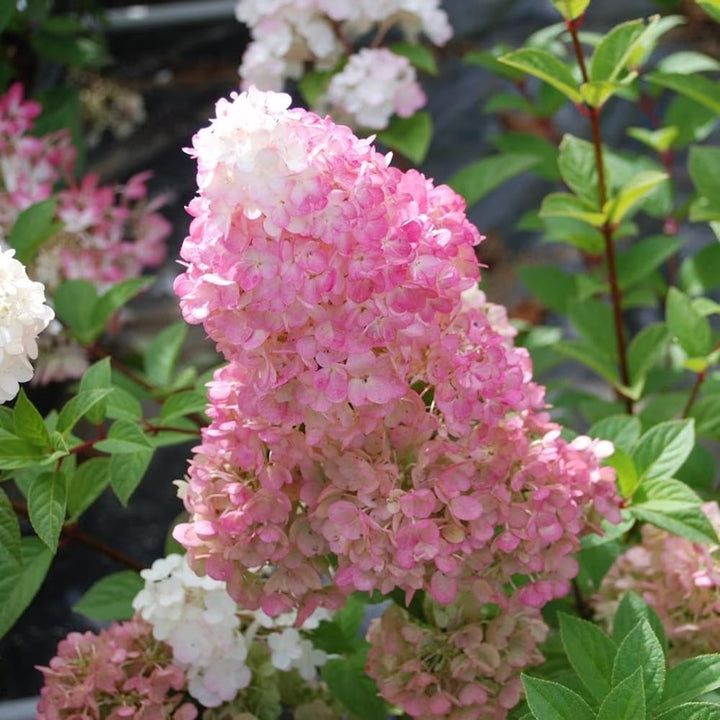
[594,501,720,661]
[366,595,548,719]
[174,88,620,619]
[36,618,197,719]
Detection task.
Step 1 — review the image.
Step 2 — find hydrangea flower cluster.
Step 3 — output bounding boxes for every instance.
[0,248,54,402]
[235,0,451,129]
[133,553,331,708]
[0,82,171,383]
[173,87,620,635]
[36,618,198,720]
[366,595,548,719]
[594,502,720,662]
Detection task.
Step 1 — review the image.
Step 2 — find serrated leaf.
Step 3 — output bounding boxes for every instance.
[689,146,720,207]
[0,537,53,638]
[13,389,50,447]
[690,395,720,439]
[612,619,665,709]
[73,570,143,621]
[632,419,695,480]
[8,198,60,265]
[627,126,679,153]
[551,0,590,20]
[559,613,618,702]
[78,358,112,425]
[616,235,682,290]
[605,171,668,224]
[590,19,646,82]
[658,655,720,712]
[648,72,720,114]
[522,675,596,720]
[56,389,113,435]
[555,340,621,385]
[27,470,67,551]
[568,298,618,359]
[110,448,153,505]
[557,135,600,205]
[613,591,668,656]
[53,279,99,343]
[680,242,720,295]
[632,497,719,544]
[95,420,151,454]
[581,79,630,108]
[657,703,720,720]
[540,193,607,226]
[0,437,47,469]
[667,287,713,358]
[0,487,22,565]
[588,415,641,454]
[389,42,437,75]
[377,111,432,164]
[597,667,646,720]
[499,48,583,104]
[607,449,640,497]
[160,391,207,421]
[91,277,153,334]
[449,154,538,208]
[66,457,111,521]
[144,322,188,387]
[106,387,143,422]
[627,323,670,388]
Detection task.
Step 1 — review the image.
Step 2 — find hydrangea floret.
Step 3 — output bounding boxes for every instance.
[0,248,54,402]
[172,85,621,653]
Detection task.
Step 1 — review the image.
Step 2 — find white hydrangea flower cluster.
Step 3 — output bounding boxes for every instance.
[133,554,333,707]
[132,554,251,708]
[324,47,426,129]
[250,607,332,680]
[0,248,54,403]
[235,0,451,129]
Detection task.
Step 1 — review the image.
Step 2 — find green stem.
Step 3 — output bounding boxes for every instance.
[568,21,633,414]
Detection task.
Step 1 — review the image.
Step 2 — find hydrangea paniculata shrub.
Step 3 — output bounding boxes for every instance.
[594,501,720,662]
[172,85,621,680]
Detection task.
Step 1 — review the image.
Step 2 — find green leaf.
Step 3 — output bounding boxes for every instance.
[627,127,679,153]
[657,704,720,720]
[690,395,720,439]
[53,279,99,343]
[659,655,720,712]
[541,193,606,226]
[91,277,153,334]
[518,265,577,314]
[557,135,600,206]
[56,389,113,436]
[588,415,641,454]
[522,675,596,720]
[541,216,605,253]
[0,487,22,565]
[389,42,437,75]
[464,46,525,82]
[590,19,647,82]
[616,235,682,290]
[657,50,720,74]
[106,387,143,422]
[632,419,695,480]
[697,0,720,22]
[666,95,717,148]
[0,537,53,638]
[680,242,720,295]
[0,437,47,470]
[689,146,720,206]
[550,0,590,20]
[0,2,15,32]
[95,420,152,454]
[612,619,665,709]
[449,154,538,208]
[27,470,67,552]
[73,570,143,621]
[559,613,618,702]
[377,111,432,164]
[499,48,582,104]
[607,449,640,498]
[648,72,720,114]
[597,667,646,720]
[144,322,188,387]
[78,358,112,425]
[110,449,153,506]
[568,298,618,360]
[605,171,668,224]
[13,389,50,447]
[160,391,207,422]
[667,287,713,358]
[627,323,670,388]
[7,198,61,265]
[298,68,334,106]
[31,32,107,67]
[66,457,111,521]
[322,650,388,720]
[613,591,668,656]
[554,340,620,385]
[492,132,561,181]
